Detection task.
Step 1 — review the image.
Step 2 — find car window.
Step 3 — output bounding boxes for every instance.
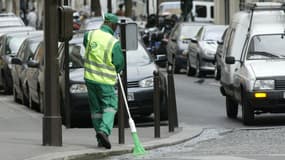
[17,40,27,60]
[25,40,40,61]
[180,25,201,39]
[69,43,85,68]
[127,42,152,66]
[34,42,44,64]
[226,29,235,56]
[195,27,204,40]
[6,36,26,56]
[247,34,285,60]
[203,27,226,41]
[195,5,207,18]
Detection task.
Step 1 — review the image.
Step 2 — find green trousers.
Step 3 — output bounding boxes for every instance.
[86,81,117,136]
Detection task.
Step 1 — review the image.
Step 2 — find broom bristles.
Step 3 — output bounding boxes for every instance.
[132,132,147,156]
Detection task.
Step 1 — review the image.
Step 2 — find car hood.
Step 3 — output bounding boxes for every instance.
[69,62,157,83]
[249,60,285,78]
[200,41,217,53]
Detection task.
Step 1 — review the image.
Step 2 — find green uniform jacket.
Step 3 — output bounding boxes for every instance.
[83,25,124,85]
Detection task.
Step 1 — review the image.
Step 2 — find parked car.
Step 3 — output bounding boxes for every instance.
[219,2,285,125]
[166,22,204,73]
[25,41,45,111]
[56,34,168,127]
[11,32,43,105]
[214,27,228,80]
[187,25,227,77]
[0,16,25,28]
[0,28,37,93]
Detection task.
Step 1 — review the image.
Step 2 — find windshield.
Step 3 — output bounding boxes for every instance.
[69,42,151,68]
[127,42,152,66]
[69,43,85,68]
[159,3,181,15]
[6,36,26,55]
[247,34,285,60]
[181,25,201,39]
[203,27,226,41]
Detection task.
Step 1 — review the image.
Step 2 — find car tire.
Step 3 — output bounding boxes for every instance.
[214,65,221,80]
[241,91,254,125]
[186,58,196,76]
[196,58,204,77]
[28,87,37,110]
[2,70,12,94]
[38,89,44,113]
[173,57,180,74]
[13,87,21,103]
[226,96,238,119]
[20,83,29,106]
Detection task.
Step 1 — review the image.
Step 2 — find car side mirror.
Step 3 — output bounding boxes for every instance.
[27,60,40,68]
[11,57,22,65]
[217,40,223,45]
[225,56,236,64]
[190,38,198,43]
[155,54,167,67]
[171,38,177,42]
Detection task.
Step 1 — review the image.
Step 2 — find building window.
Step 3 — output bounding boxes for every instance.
[195,5,207,18]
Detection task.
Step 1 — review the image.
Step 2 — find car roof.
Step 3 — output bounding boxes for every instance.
[0,26,35,34]
[0,17,25,27]
[6,30,43,37]
[251,24,285,36]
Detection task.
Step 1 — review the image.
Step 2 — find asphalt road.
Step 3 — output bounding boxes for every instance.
[107,71,285,160]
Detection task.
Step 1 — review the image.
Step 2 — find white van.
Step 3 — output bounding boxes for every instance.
[158,0,214,22]
[219,2,285,125]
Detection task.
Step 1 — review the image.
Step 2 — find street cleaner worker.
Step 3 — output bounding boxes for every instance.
[83,13,124,149]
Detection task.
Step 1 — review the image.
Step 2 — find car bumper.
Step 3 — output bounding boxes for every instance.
[248,91,285,112]
[175,54,187,69]
[200,54,215,71]
[70,87,158,116]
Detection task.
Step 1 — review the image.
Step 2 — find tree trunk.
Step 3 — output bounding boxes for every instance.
[91,0,101,16]
[125,0,132,17]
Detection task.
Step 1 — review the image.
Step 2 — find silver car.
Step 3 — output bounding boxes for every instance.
[186,25,227,77]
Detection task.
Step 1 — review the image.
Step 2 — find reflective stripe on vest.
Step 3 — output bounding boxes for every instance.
[84,30,118,85]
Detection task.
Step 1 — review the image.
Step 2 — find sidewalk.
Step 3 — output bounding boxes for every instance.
[0,96,203,160]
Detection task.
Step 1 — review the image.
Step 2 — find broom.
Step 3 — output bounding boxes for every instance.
[117,73,147,156]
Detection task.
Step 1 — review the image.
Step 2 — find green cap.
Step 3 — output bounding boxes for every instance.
[104,13,119,24]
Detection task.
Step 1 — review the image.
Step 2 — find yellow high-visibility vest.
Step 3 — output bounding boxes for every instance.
[84,30,118,85]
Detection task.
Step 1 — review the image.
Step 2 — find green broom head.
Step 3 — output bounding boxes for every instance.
[129,119,147,156]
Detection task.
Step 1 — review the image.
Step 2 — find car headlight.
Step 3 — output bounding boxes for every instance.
[254,80,274,90]
[139,77,153,88]
[70,84,87,93]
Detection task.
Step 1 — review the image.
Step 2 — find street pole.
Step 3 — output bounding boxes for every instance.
[107,0,112,13]
[118,19,127,144]
[63,0,71,129]
[146,0,149,18]
[43,0,62,146]
[156,0,159,26]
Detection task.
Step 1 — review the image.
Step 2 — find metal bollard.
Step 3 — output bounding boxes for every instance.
[167,64,175,132]
[153,71,160,138]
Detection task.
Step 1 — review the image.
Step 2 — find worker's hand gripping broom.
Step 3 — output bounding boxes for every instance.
[117,73,147,156]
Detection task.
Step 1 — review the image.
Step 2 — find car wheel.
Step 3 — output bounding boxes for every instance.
[173,57,180,74]
[226,96,238,119]
[214,65,221,80]
[2,70,12,94]
[28,87,37,110]
[186,58,196,76]
[13,86,21,103]
[196,58,204,77]
[21,83,29,106]
[241,91,254,125]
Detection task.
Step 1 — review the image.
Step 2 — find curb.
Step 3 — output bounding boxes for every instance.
[25,124,203,160]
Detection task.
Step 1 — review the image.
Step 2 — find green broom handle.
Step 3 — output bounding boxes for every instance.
[117,73,132,119]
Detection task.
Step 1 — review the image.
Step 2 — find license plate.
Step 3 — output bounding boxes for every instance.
[128,92,134,101]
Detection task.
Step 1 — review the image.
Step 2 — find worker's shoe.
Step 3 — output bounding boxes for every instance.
[96,131,111,149]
